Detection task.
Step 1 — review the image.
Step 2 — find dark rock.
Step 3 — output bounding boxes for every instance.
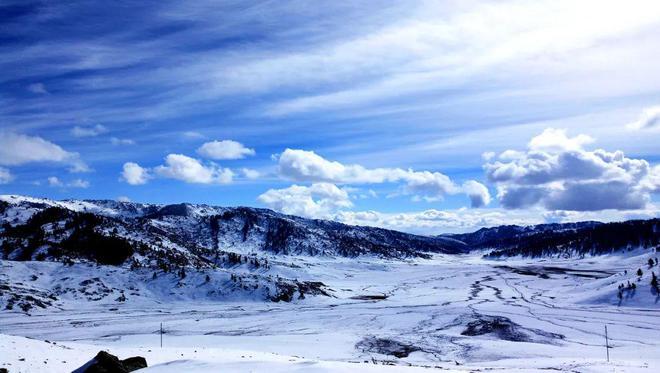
[72,350,147,373]
[120,357,147,372]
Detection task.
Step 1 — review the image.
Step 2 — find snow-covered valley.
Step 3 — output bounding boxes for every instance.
[1,196,659,372]
[2,251,660,372]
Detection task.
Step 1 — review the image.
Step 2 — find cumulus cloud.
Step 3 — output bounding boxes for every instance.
[481,151,496,161]
[48,176,63,187]
[258,183,353,218]
[0,132,88,172]
[641,165,660,193]
[155,154,234,184]
[277,148,489,206]
[626,106,660,130]
[485,128,659,211]
[462,180,491,208]
[121,162,151,185]
[278,148,402,184]
[0,167,14,184]
[48,176,89,188]
[197,140,255,160]
[241,168,260,179]
[527,128,594,152]
[71,124,108,138]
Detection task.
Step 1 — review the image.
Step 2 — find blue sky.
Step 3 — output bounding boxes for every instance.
[2,0,660,233]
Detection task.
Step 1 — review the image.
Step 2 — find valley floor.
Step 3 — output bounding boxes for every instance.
[1,251,659,372]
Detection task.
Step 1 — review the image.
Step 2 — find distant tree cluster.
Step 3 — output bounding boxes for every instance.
[486,219,660,258]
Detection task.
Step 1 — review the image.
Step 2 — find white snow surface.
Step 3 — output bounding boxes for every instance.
[1,195,659,372]
[1,251,659,372]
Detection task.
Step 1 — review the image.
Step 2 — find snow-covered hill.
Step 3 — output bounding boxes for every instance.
[2,195,660,372]
[0,195,464,310]
[0,195,465,263]
[443,220,659,258]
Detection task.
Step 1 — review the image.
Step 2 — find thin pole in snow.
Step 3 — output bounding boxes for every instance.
[604,325,610,362]
[160,322,163,348]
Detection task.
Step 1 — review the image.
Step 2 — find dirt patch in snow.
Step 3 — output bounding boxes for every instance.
[459,314,565,344]
[355,336,421,358]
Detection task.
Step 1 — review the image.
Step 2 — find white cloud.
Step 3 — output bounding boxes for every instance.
[71,124,108,138]
[527,128,594,152]
[182,131,205,140]
[0,167,14,184]
[117,196,131,202]
[481,151,496,161]
[336,204,660,235]
[277,148,489,206]
[68,179,90,188]
[626,106,660,130]
[241,168,260,179]
[121,162,151,185]
[485,128,658,211]
[197,140,255,160]
[48,176,89,188]
[462,180,491,208]
[258,1,660,116]
[48,176,63,187]
[641,165,660,193]
[278,148,401,184]
[27,83,48,94]
[258,183,353,218]
[0,132,88,172]
[155,154,234,184]
[110,137,136,145]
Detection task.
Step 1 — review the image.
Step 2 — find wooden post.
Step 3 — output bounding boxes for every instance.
[160,322,163,348]
[604,325,609,362]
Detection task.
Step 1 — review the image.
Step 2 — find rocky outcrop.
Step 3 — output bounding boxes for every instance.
[72,351,147,373]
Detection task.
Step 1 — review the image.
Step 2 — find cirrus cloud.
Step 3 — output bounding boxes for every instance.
[71,124,108,138]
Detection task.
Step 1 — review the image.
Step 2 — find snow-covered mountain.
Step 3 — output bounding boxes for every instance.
[2,195,660,372]
[443,219,659,257]
[2,194,658,314]
[0,195,464,311]
[0,195,465,263]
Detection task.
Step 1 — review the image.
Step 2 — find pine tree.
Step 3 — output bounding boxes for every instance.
[637,268,643,277]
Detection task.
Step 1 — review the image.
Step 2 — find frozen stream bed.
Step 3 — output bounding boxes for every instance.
[1,251,659,372]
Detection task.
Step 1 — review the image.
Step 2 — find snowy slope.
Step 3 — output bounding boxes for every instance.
[1,195,660,372]
[1,251,659,372]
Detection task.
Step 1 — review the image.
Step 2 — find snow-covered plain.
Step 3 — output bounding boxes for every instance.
[1,249,659,372]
